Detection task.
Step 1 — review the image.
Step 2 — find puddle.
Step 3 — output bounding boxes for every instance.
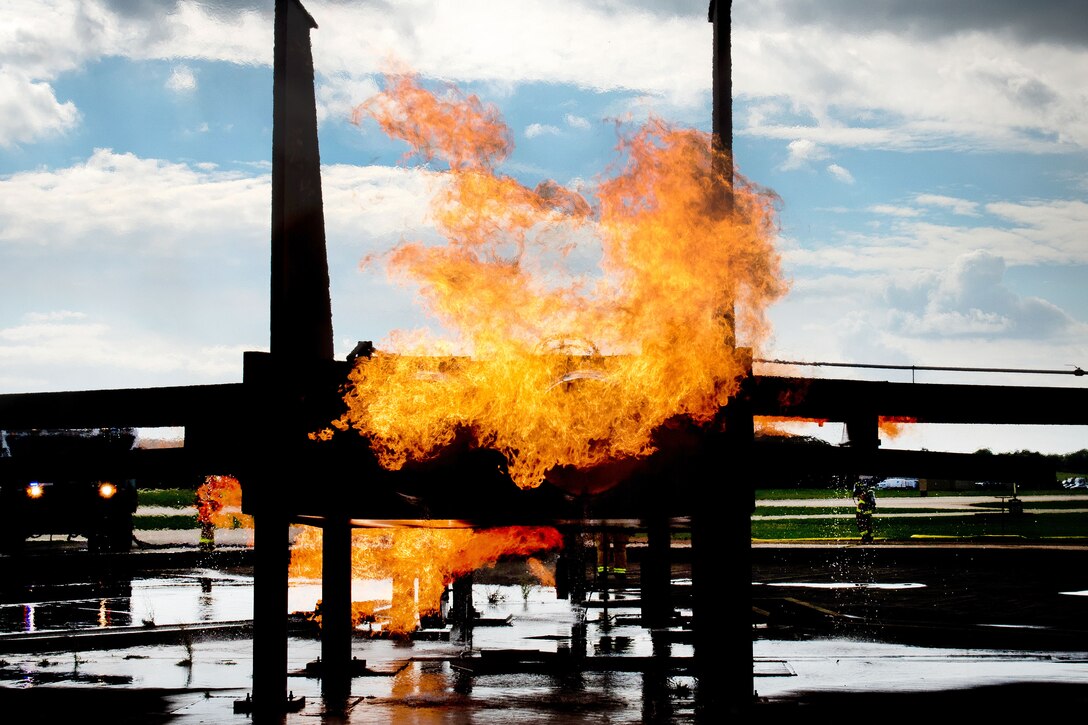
[758,582,927,590]
[754,637,1088,701]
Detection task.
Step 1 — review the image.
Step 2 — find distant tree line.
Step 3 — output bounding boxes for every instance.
[974,448,1088,475]
[751,434,1088,488]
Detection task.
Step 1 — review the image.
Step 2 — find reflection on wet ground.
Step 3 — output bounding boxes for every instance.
[0,570,255,635]
[0,545,1086,721]
[0,566,702,723]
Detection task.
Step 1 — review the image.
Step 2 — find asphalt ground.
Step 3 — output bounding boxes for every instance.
[1,519,1087,721]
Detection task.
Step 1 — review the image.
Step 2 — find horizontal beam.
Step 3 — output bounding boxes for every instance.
[3,375,1086,432]
[0,383,247,430]
[0,433,1054,519]
[747,375,1088,425]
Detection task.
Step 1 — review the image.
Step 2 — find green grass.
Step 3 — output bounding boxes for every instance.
[131,486,1087,541]
[756,505,856,516]
[752,512,1088,542]
[134,488,199,531]
[971,499,1088,510]
[138,488,196,508]
[133,515,200,530]
[754,489,848,500]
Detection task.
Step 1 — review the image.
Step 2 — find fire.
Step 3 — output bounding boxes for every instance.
[289,523,562,635]
[324,71,785,490]
[755,415,829,435]
[195,474,253,529]
[879,416,917,439]
[527,556,555,588]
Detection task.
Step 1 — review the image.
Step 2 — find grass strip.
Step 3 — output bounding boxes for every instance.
[751,512,1088,542]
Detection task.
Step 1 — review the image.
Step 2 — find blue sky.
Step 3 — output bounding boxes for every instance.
[1,0,1086,456]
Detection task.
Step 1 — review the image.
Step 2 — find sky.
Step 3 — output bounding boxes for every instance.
[1,0,1086,456]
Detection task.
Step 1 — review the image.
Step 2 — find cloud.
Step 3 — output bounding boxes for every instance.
[780,138,827,170]
[869,204,921,218]
[0,71,80,147]
[316,75,381,126]
[0,148,269,253]
[320,163,439,244]
[0,148,446,392]
[788,194,1088,276]
[165,64,197,92]
[23,310,88,324]
[915,194,980,216]
[0,310,253,392]
[743,125,904,150]
[887,250,1074,338]
[767,248,1087,408]
[826,163,854,184]
[0,0,268,150]
[565,113,591,129]
[746,0,1088,48]
[6,0,1087,157]
[982,199,1088,263]
[525,123,562,139]
[733,2,1088,151]
[308,0,713,108]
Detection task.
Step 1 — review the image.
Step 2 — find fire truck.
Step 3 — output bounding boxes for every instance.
[0,427,138,553]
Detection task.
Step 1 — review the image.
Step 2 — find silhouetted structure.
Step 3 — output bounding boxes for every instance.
[1,1,1086,719]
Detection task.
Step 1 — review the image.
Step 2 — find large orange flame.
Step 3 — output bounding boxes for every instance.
[289,524,562,635]
[324,71,785,490]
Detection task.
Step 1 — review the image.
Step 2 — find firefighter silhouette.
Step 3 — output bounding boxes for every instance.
[854,484,877,543]
[594,530,630,584]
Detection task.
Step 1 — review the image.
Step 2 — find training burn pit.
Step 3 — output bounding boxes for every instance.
[315,71,786,494]
[231,1,774,716]
[279,64,785,654]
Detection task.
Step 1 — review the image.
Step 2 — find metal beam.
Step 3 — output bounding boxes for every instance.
[746,375,1088,425]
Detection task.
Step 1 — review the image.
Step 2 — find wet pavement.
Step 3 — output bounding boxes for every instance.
[0,551,701,723]
[0,537,1087,722]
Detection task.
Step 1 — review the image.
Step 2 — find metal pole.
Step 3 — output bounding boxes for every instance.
[321,516,353,701]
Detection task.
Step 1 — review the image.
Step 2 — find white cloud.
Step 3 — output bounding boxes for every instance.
[0,148,449,392]
[732,5,1088,152]
[0,71,80,147]
[915,194,980,216]
[826,163,854,184]
[321,163,439,244]
[887,250,1074,339]
[316,75,381,126]
[766,250,1088,424]
[0,148,269,253]
[525,123,562,139]
[868,204,921,218]
[165,64,197,92]
[23,310,87,323]
[282,1,714,112]
[788,193,1088,277]
[743,124,903,150]
[780,138,827,170]
[0,0,267,150]
[0,311,254,392]
[565,113,591,129]
[5,0,1086,157]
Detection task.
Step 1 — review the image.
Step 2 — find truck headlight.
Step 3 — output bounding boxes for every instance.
[26,482,45,499]
[98,482,117,499]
